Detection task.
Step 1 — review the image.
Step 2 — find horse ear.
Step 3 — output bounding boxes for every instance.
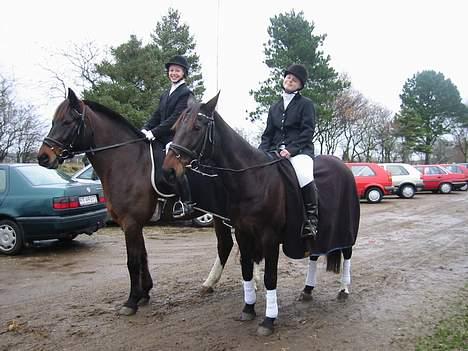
[187,94,197,108]
[202,91,220,116]
[67,88,81,110]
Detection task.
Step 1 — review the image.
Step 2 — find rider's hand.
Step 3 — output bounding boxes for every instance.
[141,129,155,141]
[279,149,291,158]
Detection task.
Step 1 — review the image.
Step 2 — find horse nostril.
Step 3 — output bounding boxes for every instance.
[37,154,49,166]
[163,168,176,184]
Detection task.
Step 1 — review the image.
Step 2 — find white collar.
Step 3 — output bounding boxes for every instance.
[282,91,297,109]
[170,80,185,95]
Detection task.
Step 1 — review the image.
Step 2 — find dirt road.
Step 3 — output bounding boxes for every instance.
[1,192,467,351]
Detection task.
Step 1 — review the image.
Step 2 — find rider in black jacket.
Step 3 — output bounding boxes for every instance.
[142,55,195,218]
[259,64,318,248]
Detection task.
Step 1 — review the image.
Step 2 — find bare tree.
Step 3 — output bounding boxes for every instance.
[0,75,46,162]
[41,41,104,99]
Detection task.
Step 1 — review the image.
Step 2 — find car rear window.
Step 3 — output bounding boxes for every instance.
[17,166,71,185]
[350,165,376,177]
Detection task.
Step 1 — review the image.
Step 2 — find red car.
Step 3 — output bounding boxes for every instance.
[414,164,467,193]
[346,162,393,203]
[440,164,468,191]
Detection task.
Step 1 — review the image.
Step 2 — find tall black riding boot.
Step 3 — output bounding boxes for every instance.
[301,181,319,251]
[173,174,195,218]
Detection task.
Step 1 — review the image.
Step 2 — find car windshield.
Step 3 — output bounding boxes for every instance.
[17,165,71,185]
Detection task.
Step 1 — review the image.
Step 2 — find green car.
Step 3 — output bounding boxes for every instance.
[0,164,107,255]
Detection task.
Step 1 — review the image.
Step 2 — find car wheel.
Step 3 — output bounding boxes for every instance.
[192,213,214,227]
[439,183,452,194]
[459,183,468,191]
[0,219,24,255]
[398,184,416,199]
[365,187,383,203]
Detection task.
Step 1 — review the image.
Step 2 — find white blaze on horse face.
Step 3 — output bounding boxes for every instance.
[340,259,351,293]
[202,256,224,288]
[265,289,278,319]
[305,259,318,287]
[243,279,256,305]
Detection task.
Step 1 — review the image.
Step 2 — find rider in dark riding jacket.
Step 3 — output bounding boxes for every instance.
[141,55,195,218]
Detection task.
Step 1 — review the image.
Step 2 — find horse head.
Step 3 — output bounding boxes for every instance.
[163,92,220,180]
[38,88,92,169]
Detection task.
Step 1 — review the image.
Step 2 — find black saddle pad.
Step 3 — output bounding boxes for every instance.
[280,155,360,259]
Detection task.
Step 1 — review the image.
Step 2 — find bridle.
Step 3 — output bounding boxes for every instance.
[169,111,215,171]
[43,106,87,162]
[168,111,282,176]
[43,104,145,162]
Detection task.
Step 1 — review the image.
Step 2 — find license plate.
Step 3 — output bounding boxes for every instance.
[79,195,98,206]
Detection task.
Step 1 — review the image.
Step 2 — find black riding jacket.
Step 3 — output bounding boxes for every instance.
[144,83,193,145]
[259,93,316,158]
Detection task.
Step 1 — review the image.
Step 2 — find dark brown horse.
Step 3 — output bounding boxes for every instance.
[163,94,360,336]
[37,89,234,315]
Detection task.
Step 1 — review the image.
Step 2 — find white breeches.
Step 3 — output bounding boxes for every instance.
[289,154,314,187]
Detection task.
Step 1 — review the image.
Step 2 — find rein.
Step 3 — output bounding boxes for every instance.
[44,105,146,161]
[169,112,283,176]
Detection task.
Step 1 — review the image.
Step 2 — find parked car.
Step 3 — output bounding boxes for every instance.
[439,164,468,191]
[346,162,393,203]
[0,164,107,255]
[414,164,467,193]
[378,163,424,199]
[72,165,214,227]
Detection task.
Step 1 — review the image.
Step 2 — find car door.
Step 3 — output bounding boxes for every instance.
[423,166,445,190]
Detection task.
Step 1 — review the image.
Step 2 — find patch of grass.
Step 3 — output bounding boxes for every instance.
[415,300,467,351]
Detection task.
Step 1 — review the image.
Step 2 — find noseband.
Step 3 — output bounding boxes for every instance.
[169,112,215,169]
[43,107,87,162]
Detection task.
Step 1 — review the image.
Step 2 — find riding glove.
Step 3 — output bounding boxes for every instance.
[141,129,155,141]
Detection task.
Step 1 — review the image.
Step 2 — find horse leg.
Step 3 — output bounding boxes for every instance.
[137,241,153,306]
[202,219,233,294]
[236,236,256,321]
[119,222,147,316]
[300,255,319,301]
[257,241,280,336]
[338,247,352,300]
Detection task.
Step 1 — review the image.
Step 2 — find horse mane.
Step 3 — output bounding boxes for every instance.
[83,100,142,137]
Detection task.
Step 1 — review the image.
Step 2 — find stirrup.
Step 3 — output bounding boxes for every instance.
[172,200,194,218]
[301,220,318,240]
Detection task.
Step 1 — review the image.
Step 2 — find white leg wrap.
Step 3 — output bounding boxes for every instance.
[202,256,223,288]
[243,280,256,305]
[265,289,278,319]
[305,259,318,287]
[340,259,351,291]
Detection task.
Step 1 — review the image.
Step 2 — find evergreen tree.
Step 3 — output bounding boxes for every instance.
[249,10,349,149]
[84,8,204,127]
[396,70,465,163]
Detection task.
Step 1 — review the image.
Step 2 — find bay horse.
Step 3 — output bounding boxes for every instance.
[37,89,235,315]
[163,93,360,336]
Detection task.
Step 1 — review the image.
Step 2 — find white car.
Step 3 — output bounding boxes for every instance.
[379,163,424,199]
[71,165,214,227]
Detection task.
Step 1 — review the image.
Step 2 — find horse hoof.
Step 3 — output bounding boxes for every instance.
[337,289,349,300]
[138,297,150,306]
[240,312,256,321]
[257,325,274,336]
[201,286,214,295]
[299,291,313,301]
[118,306,137,316]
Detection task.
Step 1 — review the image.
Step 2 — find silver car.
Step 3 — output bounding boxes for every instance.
[379,163,424,199]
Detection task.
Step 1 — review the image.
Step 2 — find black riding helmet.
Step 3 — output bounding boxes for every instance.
[284,64,308,89]
[165,55,190,77]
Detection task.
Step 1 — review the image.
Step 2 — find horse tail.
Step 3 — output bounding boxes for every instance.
[326,249,342,273]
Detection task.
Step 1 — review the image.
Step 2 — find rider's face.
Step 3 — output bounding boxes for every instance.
[168,65,185,83]
[283,74,302,93]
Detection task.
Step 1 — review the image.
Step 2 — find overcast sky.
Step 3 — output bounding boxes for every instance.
[1,0,467,131]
